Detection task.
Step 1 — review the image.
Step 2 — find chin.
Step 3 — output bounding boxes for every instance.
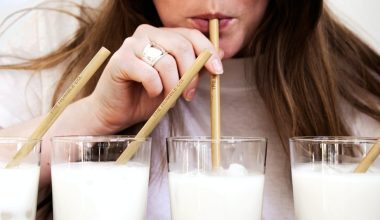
[219,45,240,59]
[219,37,246,59]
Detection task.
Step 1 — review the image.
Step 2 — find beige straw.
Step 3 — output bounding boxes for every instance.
[116,50,212,164]
[354,141,380,173]
[209,19,221,169]
[6,47,111,168]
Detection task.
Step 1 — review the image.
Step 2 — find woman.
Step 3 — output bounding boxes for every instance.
[1,0,380,219]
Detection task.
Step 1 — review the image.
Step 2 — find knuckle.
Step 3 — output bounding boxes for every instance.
[143,70,159,84]
[109,51,136,80]
[189,28,203,39]
[158,55,176,70]
[122,37,135,47]
[109,51,124,68]
[172,37,192,54]
[135,24,152,34]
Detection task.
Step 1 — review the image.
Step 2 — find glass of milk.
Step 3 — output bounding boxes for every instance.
[167,136,267,220]
[51,136,151,220]
[0,137,41,220]
[290,137,380,220]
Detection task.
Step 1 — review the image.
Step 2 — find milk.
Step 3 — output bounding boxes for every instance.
[0,163,40,220]
[51,162,149,220]
[169,164,265,220]
[292,163,380,220]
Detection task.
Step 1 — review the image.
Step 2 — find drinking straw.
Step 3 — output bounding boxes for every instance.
[6,47,111,168]
[354,141,380,173]
[116,50,212,164]
[209,19,221,169]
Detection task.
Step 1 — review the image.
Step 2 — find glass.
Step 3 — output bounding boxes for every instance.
[290,136,380,220]
[0,138,41,220]
[51,136,151,220]
[167,136,267,220]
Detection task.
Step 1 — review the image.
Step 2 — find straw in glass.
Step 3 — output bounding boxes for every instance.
[116,50,212,164]
[6,47,111,168]
[209,18,221,169]
[354,141,380,173]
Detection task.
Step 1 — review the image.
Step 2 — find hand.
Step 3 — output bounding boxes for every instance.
[88,24,223,133]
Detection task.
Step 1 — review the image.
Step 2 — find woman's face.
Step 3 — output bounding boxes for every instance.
[153,0,268,58]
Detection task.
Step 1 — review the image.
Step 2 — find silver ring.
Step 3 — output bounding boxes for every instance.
[141,42,167,66]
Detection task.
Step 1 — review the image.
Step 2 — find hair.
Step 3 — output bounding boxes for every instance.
[1,0,380,148]
[1,0,380,217]
[248,0,380,149]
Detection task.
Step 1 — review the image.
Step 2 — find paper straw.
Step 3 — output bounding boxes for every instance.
[116,50,212,164]
[209,19,221,169]
[354,141,380,173]
[6,47,111,168]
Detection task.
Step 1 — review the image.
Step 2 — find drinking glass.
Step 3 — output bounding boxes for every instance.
[167,136,267,220]
[0,138,41,220]
[51,136,151,220]
[290,136,380,220]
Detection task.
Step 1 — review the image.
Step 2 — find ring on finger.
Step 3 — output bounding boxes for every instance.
[141,42,167,67]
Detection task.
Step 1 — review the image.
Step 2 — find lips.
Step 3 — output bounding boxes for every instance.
[190,13,234,33]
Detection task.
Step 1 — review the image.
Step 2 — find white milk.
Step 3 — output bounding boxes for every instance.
[0,163,40,220]
[169,164,265,220]
[51,162,149,220]
[292,163,380,220]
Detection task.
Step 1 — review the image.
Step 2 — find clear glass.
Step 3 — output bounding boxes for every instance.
[0,138,41,220]
[290,136,380,220]
[51,136,151,220]
[167,136,267,220]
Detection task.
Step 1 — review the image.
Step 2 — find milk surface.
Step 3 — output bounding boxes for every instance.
[292,163,380,220]
[52,162,149,220]
[169,164,265,220]
[0,163,40,220]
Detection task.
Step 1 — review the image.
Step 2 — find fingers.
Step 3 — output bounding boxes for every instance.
[135,25,223,75]
[112,36,181,98]
[110,49,163,97]
[134,25,223,101]
[168,27,224,75]
[111,24,223,102]
[183,77,199,101]
[153,53,180,97]
[164,28,224,101]
[134,24,197,79]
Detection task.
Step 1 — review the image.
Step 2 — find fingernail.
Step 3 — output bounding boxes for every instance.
[218,50,224,59]
[212,58,223,74]
[185,89,196,102]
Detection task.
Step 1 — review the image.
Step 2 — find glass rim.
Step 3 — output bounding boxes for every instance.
[51,135,151,143]
[290,136,379,144]
[167,136,267,143]
[0,137,41,144]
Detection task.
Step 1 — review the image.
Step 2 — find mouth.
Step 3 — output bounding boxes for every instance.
[189,13,235,33]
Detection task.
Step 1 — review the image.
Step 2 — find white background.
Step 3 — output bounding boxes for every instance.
[327,0,380,52]
[1,0,380,52]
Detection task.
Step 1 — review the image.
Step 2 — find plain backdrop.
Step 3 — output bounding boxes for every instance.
[327,0,380,52]
[1,0,380,52]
